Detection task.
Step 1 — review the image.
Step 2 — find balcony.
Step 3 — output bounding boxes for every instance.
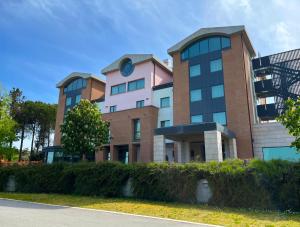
[254,79,277,98]
[257,104,279,121]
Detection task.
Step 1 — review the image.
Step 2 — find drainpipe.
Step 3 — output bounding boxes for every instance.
[241,33,255,158]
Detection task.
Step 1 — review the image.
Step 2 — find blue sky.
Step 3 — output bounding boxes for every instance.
[1,0,300,104]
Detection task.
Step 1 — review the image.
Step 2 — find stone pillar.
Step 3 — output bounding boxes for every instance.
[153,135,166,162]
[183,142,190,163]
[176,141,183,163]
[229,138,237,158]
[204,130,223,162]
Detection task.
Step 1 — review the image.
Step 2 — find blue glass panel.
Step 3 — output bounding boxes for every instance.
[212,85,224,98]
[121,59,134,77]
[263,147,300,161]
[181,48,189,60]
[213,112,226,125]
[189,42,200,58]
[189,64,201,77]
[209,37,221,52]
[221,37,231,48]
[199,39,209,54]
[210,59,223,72]
[191,115,203,124]
[190,89,202,102]
[75,94,81,104]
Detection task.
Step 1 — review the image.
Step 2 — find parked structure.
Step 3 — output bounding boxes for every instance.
[51,26,300,164]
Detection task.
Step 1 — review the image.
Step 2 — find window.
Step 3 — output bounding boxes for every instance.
[263,147,300,161]
[221,37,230,48]
[120,58,135,77]
[190,89,202,102]
[210,59,223,72]
[66,97,72,106]
[189,42,199,58]
[191,115,203,124]
[212,85,224,98]
[180,36,231,61]
[213,112,226,125]
[136,100,144,108]
[111,83,126,95]
[75,94,81,104]
[160,120,170,128]
[189,64,201,77]
[133,119,141,141]
[128,78,145,91]
[110,105,117,113]
[160,97,170,108]
[199,39,209,54]
[64,78,87,93]
[209,37,221,52]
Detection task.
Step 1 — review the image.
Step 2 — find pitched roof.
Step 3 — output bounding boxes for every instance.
[168,25,255,57]
[56,72,105,88]
[101,54,172,75]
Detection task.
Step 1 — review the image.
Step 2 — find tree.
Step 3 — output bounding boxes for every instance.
[61,99,109,160]
[277,97,300,152]
[0,88,17,160]
[8,88,25,147]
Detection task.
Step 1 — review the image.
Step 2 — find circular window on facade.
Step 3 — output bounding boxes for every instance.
[120,58,134,77]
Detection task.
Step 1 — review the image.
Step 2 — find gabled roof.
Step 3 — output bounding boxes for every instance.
[101,54,172,75]
[168,25,256,57]
[56,72,105,88]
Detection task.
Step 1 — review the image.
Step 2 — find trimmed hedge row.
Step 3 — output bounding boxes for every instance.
[0,159,299,211]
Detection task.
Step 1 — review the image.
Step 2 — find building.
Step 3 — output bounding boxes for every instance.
[51,25,300,163]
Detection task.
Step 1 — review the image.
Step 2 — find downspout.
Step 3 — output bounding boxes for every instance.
[240,34,255,158]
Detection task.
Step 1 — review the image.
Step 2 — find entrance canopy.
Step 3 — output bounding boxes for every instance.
[154,122,235,141]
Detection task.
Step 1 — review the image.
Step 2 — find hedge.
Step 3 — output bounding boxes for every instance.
[0,159,299,211]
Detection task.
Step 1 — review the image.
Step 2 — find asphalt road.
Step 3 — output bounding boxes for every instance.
[0,199,219,227]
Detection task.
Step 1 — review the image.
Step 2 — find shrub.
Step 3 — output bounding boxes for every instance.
[0,160,299,211]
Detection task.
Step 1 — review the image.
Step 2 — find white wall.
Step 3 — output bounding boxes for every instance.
[96,101,105,113]
[252,122,295,159]
[153,86,173,128]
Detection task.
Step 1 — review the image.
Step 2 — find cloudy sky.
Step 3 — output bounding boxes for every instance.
[1,0,300,104]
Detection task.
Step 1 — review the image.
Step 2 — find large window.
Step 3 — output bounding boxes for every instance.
[213,112,226,125]
[110,105,117,113]
[133,119,141,141]
[189,64,201,77]
[212,85,224,98]
[75,94,81,104]
[210,59,223,72]
[136,100,144,108]
[263,147,300,161]
[66,97,72,106]
[191,115,203,124]
[160,120,170,128]
[128,78,145,91]
[181,36,231,60]
[111,83,126,95]
[64,78,87,93]
[160,97,170,108]
[190,89,202,102]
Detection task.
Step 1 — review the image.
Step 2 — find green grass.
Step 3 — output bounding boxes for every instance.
[0,193,299,227]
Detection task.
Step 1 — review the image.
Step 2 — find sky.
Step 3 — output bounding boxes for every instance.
[1,0,300,105]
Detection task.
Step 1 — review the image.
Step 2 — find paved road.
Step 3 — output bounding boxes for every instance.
[0,199,219,227]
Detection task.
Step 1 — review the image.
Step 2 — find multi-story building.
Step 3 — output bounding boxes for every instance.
[51,26,300,164]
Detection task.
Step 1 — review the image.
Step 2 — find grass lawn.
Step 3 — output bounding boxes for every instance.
[0,193,299,227]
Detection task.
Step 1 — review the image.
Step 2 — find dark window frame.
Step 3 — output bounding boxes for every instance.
[160,97,170,108]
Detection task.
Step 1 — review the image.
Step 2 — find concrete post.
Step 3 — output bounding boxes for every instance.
[204,130,223,162]
[153,135,166,162]
[229,138,237,158]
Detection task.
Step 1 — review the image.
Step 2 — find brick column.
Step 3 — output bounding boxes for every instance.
[204,131,223,162]
[153,135,166,162]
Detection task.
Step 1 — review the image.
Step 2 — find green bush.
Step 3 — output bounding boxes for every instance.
[0,160,299,211]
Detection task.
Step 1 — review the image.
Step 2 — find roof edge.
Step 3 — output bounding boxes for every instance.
[56,72,105,88]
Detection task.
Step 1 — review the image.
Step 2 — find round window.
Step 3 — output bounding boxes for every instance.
[120,58,134,77]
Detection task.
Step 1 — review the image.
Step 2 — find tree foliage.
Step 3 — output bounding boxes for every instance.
[61,99,108,159]
[277,97,300,152]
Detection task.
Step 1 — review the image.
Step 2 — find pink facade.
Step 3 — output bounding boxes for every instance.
[103,61,172,113]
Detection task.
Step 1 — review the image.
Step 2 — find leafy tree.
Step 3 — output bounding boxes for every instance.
[277,97,300,152]
[0,88,17,160]
[61,99,109,160]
